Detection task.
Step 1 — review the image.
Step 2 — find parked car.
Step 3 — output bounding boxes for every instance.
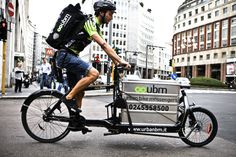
[125,70,141,80]
[176,77,191,89]
[93,75,112,85]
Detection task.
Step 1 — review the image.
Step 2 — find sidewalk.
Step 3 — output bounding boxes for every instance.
[0,82,113,99]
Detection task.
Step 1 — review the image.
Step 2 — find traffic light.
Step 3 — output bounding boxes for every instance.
[114,47,121,54]
[0,19,7,41]
[169,59,172,66]
[94,54,100,63]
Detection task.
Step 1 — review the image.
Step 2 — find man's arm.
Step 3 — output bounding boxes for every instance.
[92,33,126,65]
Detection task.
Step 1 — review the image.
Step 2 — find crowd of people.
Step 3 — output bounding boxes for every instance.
[13,57,69,94]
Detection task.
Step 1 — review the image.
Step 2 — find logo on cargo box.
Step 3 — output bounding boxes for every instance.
[134,85,167,94]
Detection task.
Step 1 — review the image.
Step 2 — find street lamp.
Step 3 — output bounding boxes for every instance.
[145,45,164,79]
[124,50,141,74]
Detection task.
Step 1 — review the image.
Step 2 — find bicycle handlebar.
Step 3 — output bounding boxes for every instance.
[116,64,130,71]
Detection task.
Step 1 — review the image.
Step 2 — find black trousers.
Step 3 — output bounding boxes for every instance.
[15,79,22,92]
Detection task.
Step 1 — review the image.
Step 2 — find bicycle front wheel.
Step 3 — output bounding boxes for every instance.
[21,90,70,143]
[178,107,218,147]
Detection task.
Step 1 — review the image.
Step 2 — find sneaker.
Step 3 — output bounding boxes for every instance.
[61,97,77,108]
[61,97,82,115]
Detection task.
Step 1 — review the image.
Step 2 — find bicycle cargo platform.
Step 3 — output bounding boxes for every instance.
[121,79,180,125]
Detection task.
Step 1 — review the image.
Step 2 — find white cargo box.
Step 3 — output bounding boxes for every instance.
[121,79,180,125]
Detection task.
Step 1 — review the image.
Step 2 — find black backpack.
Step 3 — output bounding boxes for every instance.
[46,3,88,50]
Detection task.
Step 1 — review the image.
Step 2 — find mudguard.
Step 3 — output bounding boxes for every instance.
[21,89,63,112]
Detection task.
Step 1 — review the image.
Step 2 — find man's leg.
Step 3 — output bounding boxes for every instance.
[15,79,18,92]
[19,80,22,92]
[66,67,99,100]
[75,91,85,109]
[40,75,44,89]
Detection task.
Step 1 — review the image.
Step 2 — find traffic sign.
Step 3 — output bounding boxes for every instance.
[46,48,54,56]
[8,2,14,17]
[171,73,177,80]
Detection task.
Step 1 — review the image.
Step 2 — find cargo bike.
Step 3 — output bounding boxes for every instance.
[21,66,218,147]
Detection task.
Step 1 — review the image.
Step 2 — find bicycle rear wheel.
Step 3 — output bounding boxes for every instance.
[178,107,218,147]
[21,90,70,143]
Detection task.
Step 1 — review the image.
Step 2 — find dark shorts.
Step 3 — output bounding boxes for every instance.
[55,50,92,88]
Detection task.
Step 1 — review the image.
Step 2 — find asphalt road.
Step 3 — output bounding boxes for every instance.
[186,92,236,144]
[0,92,236,157]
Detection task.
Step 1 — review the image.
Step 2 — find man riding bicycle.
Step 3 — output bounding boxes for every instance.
[56,0,130,118]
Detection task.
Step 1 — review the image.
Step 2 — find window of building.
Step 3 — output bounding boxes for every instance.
[193,56,197,61]
[200,26,204,33]
[183,22,185,27]
[201,6,205,12]
[199,55,203,60]
[178,16,181,21]
[188,20,191,25]
[208,2,212,9]
[231,38,236,46]
[230,51,235,58]
[207,43,211,49]
[222,40,227,47]
[182,57,185,62]
[200,34,204,42]
[214,53,218,59]
[223,7,228,14]
[178,24,180,29]
[177,58,179,63]
[201,16,204,21]
[231,17,236,46]
[189,11,192,17]
[200,44,204,50]
[215,0,220,7]
[194,18,198,23]
[215,10,219,16]
[222,19,228,47]
[195,8,198,14]
[222,52,226,58]
[207,13,211,19]
[207,32,211,41]
[184,14,186,19]
[233,4,236,11]
[206,54,210,60]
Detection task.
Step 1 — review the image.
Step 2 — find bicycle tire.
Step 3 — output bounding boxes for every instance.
[178,107,218,147]
[21,90,70,143]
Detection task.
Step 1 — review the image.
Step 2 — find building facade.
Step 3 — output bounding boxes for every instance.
[172,0,236,82]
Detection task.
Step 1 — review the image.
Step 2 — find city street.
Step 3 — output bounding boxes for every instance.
[0,91,236,157]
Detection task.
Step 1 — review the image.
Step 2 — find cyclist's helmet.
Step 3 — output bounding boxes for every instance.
[94,0,116,12]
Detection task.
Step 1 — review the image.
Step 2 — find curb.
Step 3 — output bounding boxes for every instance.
[0,92,113,99]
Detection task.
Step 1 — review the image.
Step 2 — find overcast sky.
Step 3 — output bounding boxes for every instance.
[29,0,185,46]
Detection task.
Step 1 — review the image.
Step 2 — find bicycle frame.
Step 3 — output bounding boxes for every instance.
[21,66,197,138]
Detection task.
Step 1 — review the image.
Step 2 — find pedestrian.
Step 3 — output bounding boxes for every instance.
[57,70,69,93]
[55,0,130,118]
[14,62,24,93]
[39,57,51,89]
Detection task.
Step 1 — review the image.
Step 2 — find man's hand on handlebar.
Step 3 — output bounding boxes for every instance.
[119,59,131,70]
